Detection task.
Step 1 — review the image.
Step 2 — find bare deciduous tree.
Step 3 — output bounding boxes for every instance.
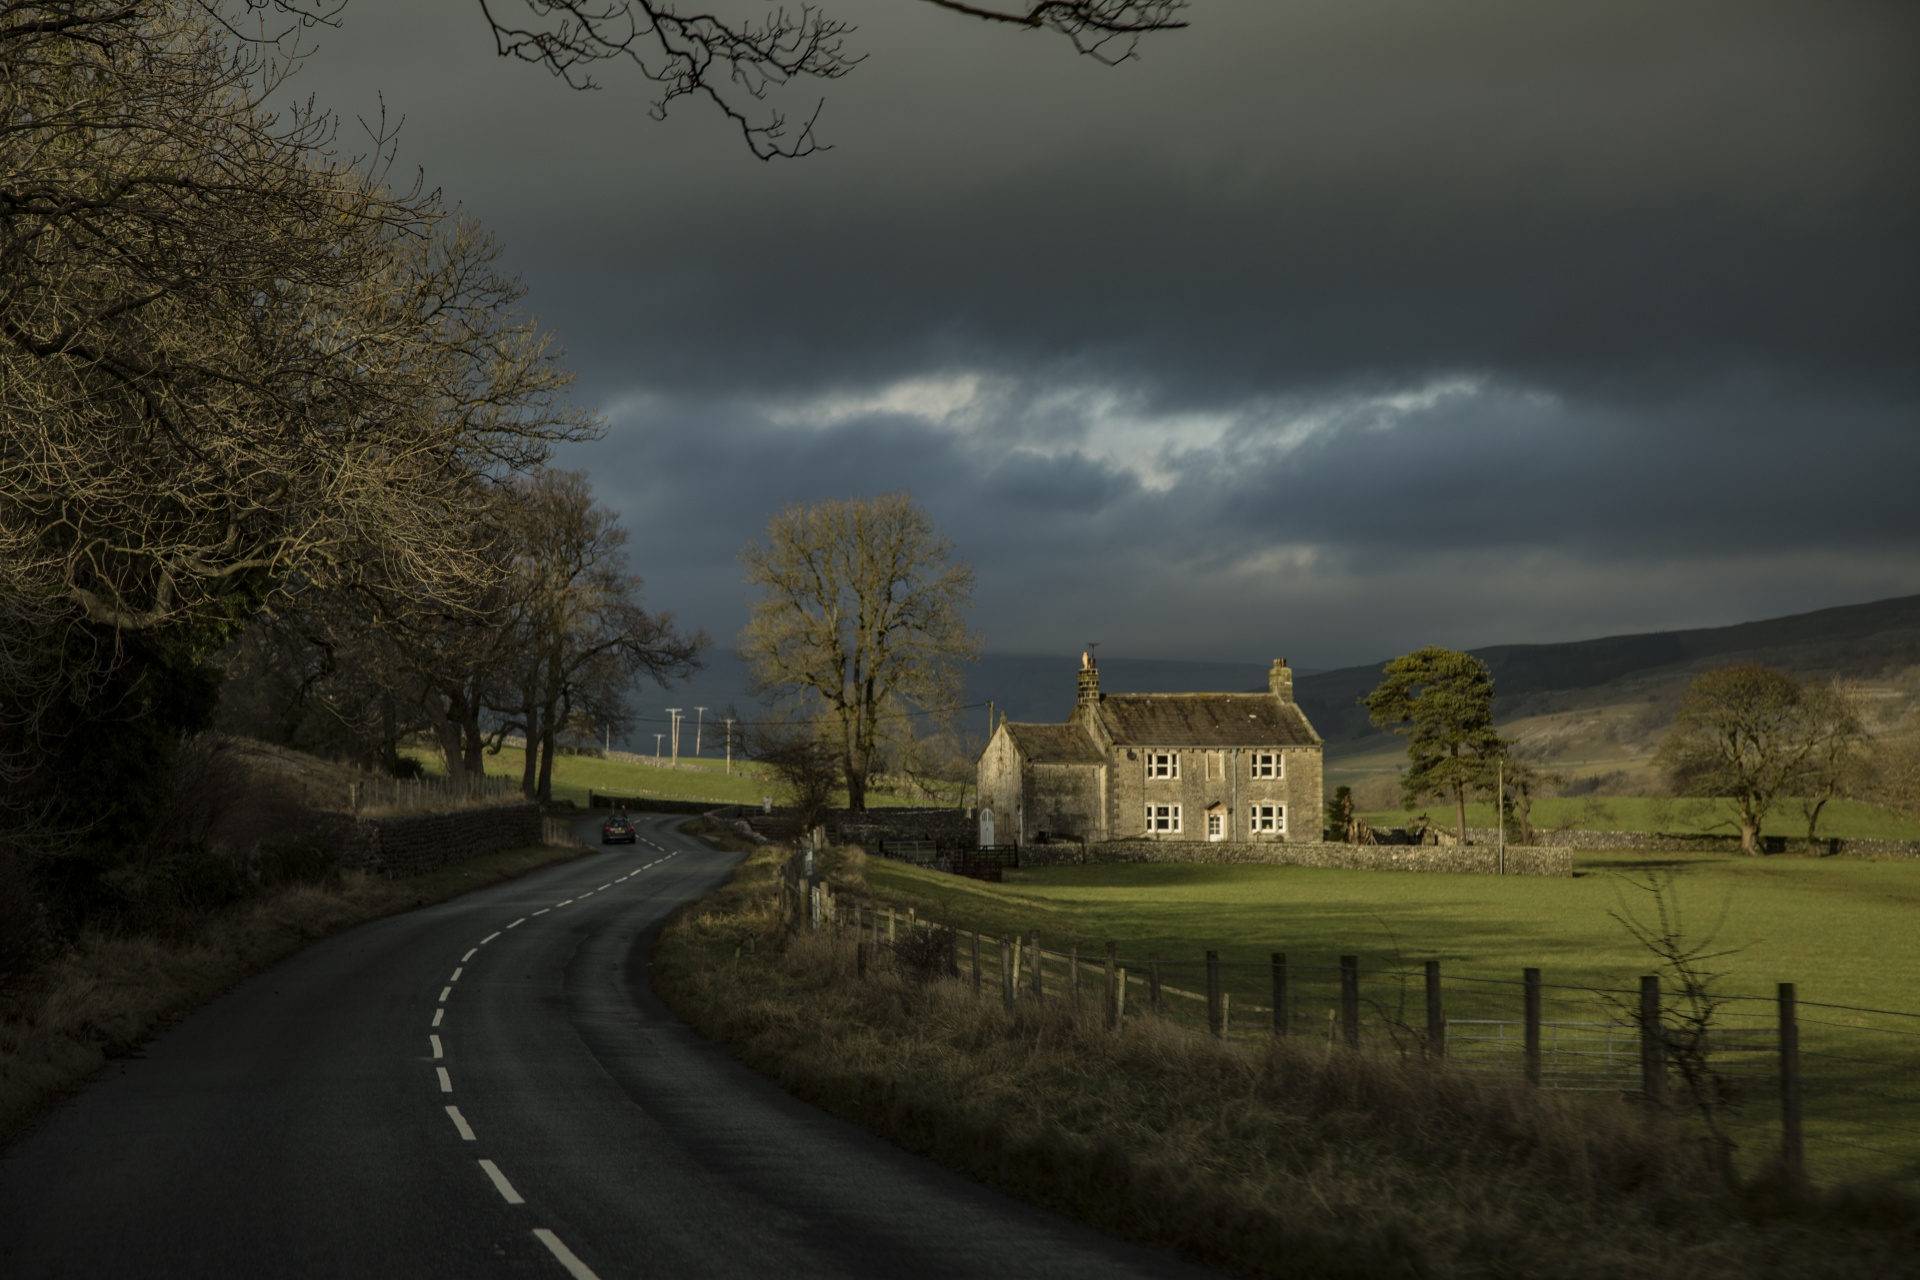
[739,493,979,812]
[495,470,705,803]
[225,0,1189,160]
[1655,664,1864,854]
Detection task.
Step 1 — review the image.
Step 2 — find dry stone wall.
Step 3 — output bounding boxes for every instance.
[1456,827,1920,859]
[1023,838,1571,877]
[339,803,544,877]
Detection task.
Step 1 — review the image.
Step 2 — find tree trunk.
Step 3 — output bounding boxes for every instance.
[1804,797,1828,843]
[1739,816,1760,855]
[537,722,557,804]
[1452,783,1468,844]
[519,704,540,800]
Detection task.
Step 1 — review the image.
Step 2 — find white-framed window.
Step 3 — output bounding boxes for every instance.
[1250,751,1282,779]
[1145,804,1182,833]
[1206,811,1224,839]
[1249,804,1285,834]
[1145,751,1178,780]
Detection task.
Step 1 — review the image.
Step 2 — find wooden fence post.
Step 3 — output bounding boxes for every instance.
[1271,952,1288,1037]
[1340,955,1360,1048]
[1069,945,1080,1000]
[1424,960,1444,1058]
[949,929,960,979]
[1523,967,1542,1086]
[1104,942,1118,1031]
[1031,932,1044,1000]
[1206,950,1223,1039]
[1010,934,1023,993]
[1779,981,1805,1191]
[1639,975,1667,1106]
[887,907,896,943]
[971,931,982,993]
[1116,967,1128,1023]
[1149,953,1162,1016]
[1002,938,1015,1009]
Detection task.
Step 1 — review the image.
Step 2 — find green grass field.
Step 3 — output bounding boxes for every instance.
[859,851,1920,1184]
[1361,795,1920,841]
[413,745,929,811]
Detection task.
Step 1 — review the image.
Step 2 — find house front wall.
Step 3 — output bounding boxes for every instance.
[1110,745,1323,842]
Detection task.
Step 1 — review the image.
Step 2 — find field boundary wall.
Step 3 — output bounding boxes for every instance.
[339,802,544,877]
[1453,827,1920,859]
[1023,839,1571,877]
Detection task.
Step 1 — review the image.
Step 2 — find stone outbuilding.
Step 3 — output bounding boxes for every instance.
[976,655,1324,847]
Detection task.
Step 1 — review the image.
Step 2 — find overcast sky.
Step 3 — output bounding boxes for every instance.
[291,0,1918,669]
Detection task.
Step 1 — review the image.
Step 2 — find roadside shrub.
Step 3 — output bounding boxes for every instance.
[0,847,53,991]
[890,924,957,982]
[252,839,339,888]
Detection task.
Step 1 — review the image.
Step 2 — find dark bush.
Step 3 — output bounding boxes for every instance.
[0,846,54,990]
[254,838,339,888]
[891,924,958,982]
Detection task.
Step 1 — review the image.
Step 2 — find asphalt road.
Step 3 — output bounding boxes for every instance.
[0,813,1216,1279]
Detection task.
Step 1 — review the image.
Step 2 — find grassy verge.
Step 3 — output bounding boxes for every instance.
[0,841,589,1148]
[653,847,1919,1278]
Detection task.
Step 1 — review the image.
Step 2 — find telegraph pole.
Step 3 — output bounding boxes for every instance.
[666,709,682,767]
[654,733,664,762]
[724,717,736,774]
[694,706,707,758]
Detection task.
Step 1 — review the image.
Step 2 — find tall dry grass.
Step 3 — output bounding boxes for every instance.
[654,847,1920,1279]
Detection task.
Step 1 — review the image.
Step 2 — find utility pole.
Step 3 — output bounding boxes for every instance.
[1497,756,1506,876]
[666,708,682,767]
[986,700,994,741]
[694,706,707,758]
[724,717,736,775]
[654,733,664,762]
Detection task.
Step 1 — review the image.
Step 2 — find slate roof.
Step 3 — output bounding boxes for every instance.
[1004,722,1104,765]
[1093,694,1321,748]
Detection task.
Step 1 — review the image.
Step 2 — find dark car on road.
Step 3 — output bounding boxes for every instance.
[601,814,637,844]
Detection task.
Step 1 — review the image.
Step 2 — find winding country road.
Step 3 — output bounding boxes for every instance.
[0,814,1213,1279]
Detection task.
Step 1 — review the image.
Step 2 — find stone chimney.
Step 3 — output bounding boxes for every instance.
[1268,657,1293,702]
[1078,650,1101,705]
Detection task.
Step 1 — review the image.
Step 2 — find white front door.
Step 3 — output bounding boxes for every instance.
[979,808,996,846]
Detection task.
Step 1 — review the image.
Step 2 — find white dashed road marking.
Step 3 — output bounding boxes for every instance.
[445,1106,475,1141]
[533,1229,602,1280]
[430,1035,443,1059]
[533,908,550,916]
[507,918,526,929]
[462,948,477,962]
[432,1009,444,1028]
[479,1159,526,1205]
[437,1066,452,1092]
[439,987,452,1003]
[482,932,501,944]
[450,967,463,982]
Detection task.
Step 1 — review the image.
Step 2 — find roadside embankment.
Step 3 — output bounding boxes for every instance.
[654,844,1919,1280]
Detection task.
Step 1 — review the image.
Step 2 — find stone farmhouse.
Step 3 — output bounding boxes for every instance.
[976,655,1324,847]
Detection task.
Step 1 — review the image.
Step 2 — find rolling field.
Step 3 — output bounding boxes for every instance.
[861,851,1920,1184]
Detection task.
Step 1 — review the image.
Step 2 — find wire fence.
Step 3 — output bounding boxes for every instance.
[776,860,1920,1189]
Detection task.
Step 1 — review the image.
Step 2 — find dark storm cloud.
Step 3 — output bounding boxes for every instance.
[288,0,1920,664]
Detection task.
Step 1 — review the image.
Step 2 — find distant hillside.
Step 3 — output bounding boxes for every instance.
[1298,593,1920,754]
